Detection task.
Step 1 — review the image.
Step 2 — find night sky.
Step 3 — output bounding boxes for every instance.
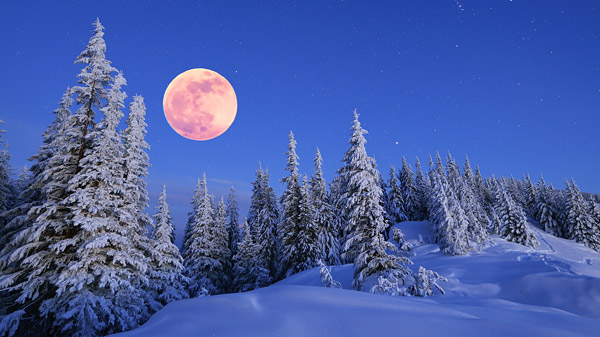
[1,1,599,248]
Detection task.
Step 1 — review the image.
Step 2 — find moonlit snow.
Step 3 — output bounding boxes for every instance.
[113,221,600,337]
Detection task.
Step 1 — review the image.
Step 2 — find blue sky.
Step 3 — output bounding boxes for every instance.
[1,1,599,247]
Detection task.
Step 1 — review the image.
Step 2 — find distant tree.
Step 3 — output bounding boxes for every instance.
[319,260,341,289]
[414,156,430,220]
[310,148,341,266]
[522,174,537,218]
[495,182,538,248]
[565,179,600,251]
[250,166,280,280]
[149,184,188,306]
[535,174,562,237]
[278,131,302,277]
[0,118,11,220]
[184,174,231,295]
[399,156,419,221]
[226,186,241,256]
[232,219,271,292]
[385,165,407,224]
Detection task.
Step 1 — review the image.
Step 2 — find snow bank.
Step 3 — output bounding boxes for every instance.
[113,220,600,336]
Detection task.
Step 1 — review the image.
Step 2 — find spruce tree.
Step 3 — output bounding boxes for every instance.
[565,179,600,251]
[226,186,240,256]
[278,131,303,277]
[232,220,271,292]
[535,174,561,236]
[184,174,230,295]
[414,156,429,221]
[149,184,188,306]
[310,148,341,266]
[0,119,11,221]
[338,111,412,289]
[254,168,280,280]
[385,165,407,224]
[495,182,538,248]
[399,156,419,221]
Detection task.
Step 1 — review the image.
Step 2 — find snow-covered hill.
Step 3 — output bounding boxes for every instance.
[113,221,600,337]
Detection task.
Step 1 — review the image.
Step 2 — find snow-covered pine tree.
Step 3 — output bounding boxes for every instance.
[446,153,490,250]
[280,175,319,277]
[414,156,430,221]
[409,266,447,297]
[123,95,153,234]
[226,186,240,256]
[184,174,231,295]
[247,163,265,237]
[428,169,471,255]
[310,148,341,266]
[182,178,202,258]
[338,111,412,290]
[385,165,407,224]
[278,131,302,277]
[463,155,475,186]
[399,156,419,221]
[535,174,562,237]
[565,179,600,251]
[522,174,537,218]
[149,184,188,306]
[232,219,271,292]
[256,168,281,280]
[0,119,11,220]
[494,182,538,248]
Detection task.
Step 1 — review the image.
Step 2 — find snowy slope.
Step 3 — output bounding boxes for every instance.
[113,221,600,337]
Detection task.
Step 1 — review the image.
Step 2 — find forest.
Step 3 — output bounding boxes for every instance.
[1,19,599,337]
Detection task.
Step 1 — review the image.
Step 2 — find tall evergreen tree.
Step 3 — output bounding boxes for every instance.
[337,111,412,290]
[494,182,538,248]
[254,168,280,280]
[0,119,11,221]
[309,148,341,266]
[399,156,419,221]
[535,174,562,236]
[565,179,600,251]
[385,165,407,224]
[278,131,303,277]
[414,156,429,221]
[231,220,271,292]
[522,174,537,218]
[184,174,230,295]
[226,186,241,256]
[149,185,188,306]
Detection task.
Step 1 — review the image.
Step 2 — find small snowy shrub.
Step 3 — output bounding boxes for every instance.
[319,260,341,289]
[392,227,413,253]
[369,273,408,296]
[409,266,447,297]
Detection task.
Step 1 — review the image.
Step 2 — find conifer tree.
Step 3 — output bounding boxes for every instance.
[495,182,538,248]
[149,185,188,306]
[338,111,412,289]
[226,186,240,256]
[399,156,419,221]
[0,119,11,221]
[535,175,562,236]
[310,148,341,266]
[565,179,600,251]
[232,220,271,292]
[184,174,230,295]
[522,174,537,218]
[385,165,407,224]
[278,131,302,277]
[414,156,429,220]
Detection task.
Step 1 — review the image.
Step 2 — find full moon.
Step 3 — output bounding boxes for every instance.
[163,68,237,141]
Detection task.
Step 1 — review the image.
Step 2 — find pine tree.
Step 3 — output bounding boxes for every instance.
[522,174,537,218]
[385,165,407,224]
[0,118,11,220]
[123,95,153,233]
[565,179,600,251]
[226,186,241,256]
[414,156,429,221]
[319,260,341,289]
[278,131,303,277]
[535,174,561,236]
[338,111,412,290]
[399,156,419,221]
[182,178,203,257]
[232,220,271,292]
[254,168,281,280]
[310,148,341,266]
[184,174,231,295]
[495,182,538,248]
[149,185,188,306]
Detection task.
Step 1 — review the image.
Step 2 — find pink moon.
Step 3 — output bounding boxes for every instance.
[163,68,237,141]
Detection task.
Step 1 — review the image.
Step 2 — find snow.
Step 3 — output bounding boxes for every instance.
[113,220,600,336]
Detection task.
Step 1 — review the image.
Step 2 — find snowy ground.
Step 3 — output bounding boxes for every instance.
[113,221,600,337]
